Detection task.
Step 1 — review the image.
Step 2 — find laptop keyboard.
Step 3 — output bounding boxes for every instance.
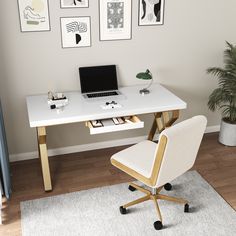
[87,91,119,98]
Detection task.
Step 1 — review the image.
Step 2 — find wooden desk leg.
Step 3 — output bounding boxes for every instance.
[148,112,162,141]
[37,127,52,192]
[162,110,179,128]
[148,110,180,141]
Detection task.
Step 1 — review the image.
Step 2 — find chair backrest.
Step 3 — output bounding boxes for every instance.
[153,115,207,188]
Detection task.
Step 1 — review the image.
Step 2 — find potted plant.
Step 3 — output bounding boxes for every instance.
[207,41,236,146]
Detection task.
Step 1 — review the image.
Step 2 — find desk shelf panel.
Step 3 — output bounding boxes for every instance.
[86,116,144,135]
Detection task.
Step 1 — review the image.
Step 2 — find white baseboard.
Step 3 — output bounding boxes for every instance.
[9,125,220,162]
[9,134,159,162]
[205,125,220,133]
[10,151,38,162]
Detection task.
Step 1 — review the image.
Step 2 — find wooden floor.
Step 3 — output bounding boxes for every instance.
[1,133,236,235]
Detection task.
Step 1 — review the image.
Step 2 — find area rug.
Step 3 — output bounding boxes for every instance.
[20,171,236,236]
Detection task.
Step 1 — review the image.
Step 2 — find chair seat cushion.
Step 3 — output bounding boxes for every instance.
[111,140,157,178]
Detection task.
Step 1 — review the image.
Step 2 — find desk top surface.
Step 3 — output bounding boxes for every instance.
[26,84,187,127]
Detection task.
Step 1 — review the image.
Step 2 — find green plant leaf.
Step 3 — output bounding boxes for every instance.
[207,41,236,122]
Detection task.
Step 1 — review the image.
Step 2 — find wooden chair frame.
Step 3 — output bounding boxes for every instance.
[111,110,188,224]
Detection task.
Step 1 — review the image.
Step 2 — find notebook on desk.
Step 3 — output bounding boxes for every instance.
[79,65,123,100]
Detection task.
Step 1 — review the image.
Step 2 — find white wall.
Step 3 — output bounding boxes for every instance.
[1,0,235,160]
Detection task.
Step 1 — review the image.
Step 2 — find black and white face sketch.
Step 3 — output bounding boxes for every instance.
[61,0,89,8]
[139,0,164,26]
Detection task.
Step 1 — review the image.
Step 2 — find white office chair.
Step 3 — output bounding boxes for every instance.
[111,116,207,230]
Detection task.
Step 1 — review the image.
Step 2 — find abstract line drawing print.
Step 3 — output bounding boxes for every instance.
[18,0,50,32]
[23,5,45,25]
[107,2,124,29]
[66,21,87,33]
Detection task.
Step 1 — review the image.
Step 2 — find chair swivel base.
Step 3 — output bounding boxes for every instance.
[129,183,172,192]
[120,182,189,230]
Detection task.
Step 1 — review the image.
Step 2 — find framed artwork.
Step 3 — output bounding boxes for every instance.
[99,0,132,41]
[138,0,165,26]
[60,17,91,48]
[60,0,89,8]
[17,0,50,32]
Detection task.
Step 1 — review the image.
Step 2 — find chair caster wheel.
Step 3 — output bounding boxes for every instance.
[184,203,189,213]
[154,220,163,230]
[119,206,127,215]
[128,185,136,192]
[164,183,172,191]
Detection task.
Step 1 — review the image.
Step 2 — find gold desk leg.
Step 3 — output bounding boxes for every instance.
[148,110,180,141]
[148,112,162,141]
[163,110,179,128]
[37,127,52,192]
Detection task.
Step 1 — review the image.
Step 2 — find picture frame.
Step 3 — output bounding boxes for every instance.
[17,0,50,32]
[138,0,165,26]
[60,17,91,49]
[60,0,89,8]
[99,0,132,41]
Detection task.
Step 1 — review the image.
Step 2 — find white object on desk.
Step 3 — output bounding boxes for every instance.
[47,98,69,108]
[100,103,122,110]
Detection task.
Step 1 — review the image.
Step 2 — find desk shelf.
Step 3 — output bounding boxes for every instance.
[86,116,144,135]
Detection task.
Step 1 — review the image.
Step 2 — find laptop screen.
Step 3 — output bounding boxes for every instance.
[79,65,118,94]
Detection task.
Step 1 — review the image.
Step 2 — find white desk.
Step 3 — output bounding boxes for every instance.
[26,84,187,191]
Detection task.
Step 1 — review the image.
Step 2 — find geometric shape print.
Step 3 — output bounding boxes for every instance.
[66,21,88,45]
[66,21,88,33]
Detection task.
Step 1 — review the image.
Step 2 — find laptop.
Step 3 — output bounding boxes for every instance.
[79,65,123,100]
